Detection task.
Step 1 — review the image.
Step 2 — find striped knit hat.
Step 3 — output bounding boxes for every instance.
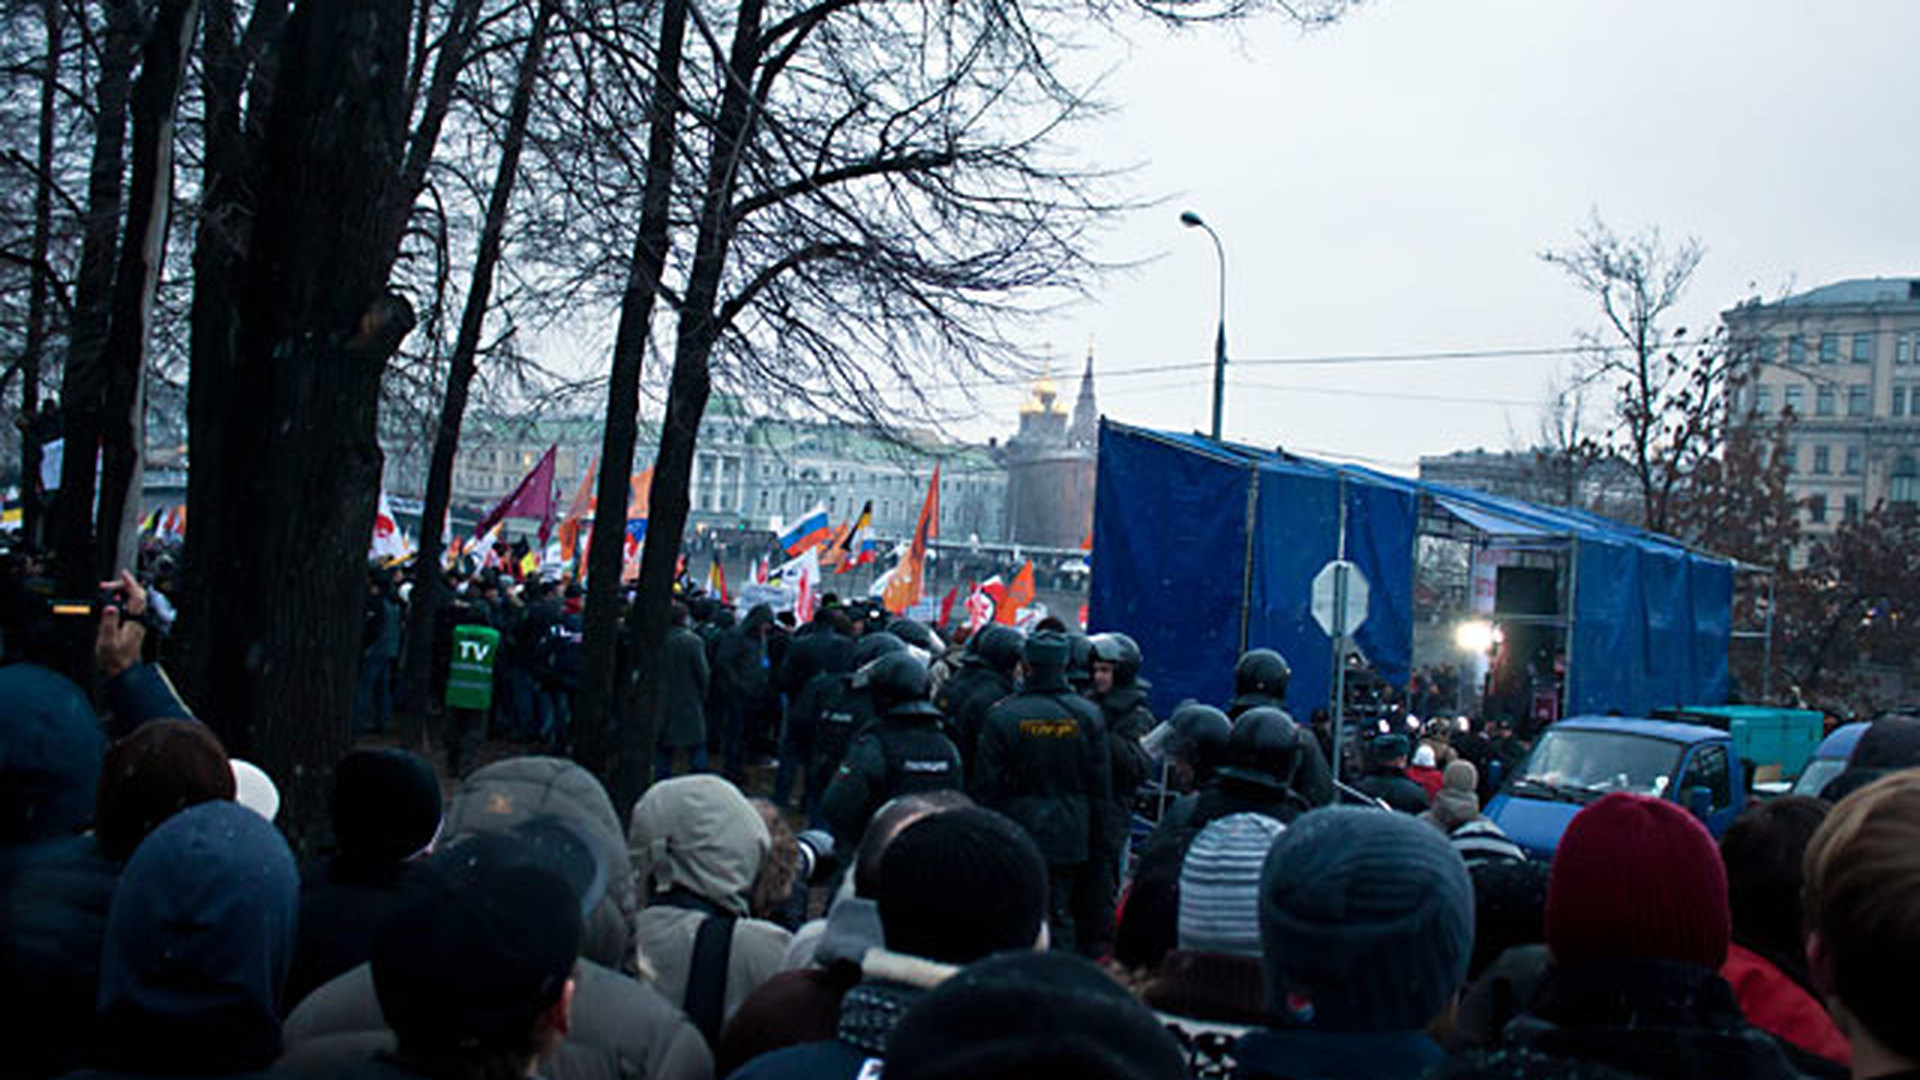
[1178,813,1285,956]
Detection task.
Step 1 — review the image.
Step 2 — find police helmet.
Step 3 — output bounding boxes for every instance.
[1166,702,1232,776]
[886,617,942,655]
[864,651,942,719]
[970,625,1025,673]
[1234,648,1292,699]
[852,631,908,668]
[1088,632,1143,686]
[1221,706,1303,790]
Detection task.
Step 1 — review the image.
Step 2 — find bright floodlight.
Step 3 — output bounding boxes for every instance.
[1454,619,1499,654]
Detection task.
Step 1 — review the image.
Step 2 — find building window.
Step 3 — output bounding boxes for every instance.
[1853,333,1875,364]
[1808,493,1828,524]
[1753,386,1773,415]
[1844,494,1862,523]
[1816,386,1835,416]
[1820,334,1839,364]
[1900,333,1913,365]
[1785,385,1804,414]
[758,490,769,511]
[1894,455,1920,505]
[1848,385,1870,417]
[1758,336,1778,365]
[1897,387,1909,418]
[1783,443,1798,474]
[1788,335,1807,365]
[1813,445,1830,474]
[1845,444,1863,475]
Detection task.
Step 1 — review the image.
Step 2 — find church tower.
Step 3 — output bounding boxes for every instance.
[1068,345,1098,448]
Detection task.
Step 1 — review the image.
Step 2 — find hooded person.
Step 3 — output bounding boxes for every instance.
[68,800,299,1080]
[278,819,712,1080]
[286,749,446,1008]
[881,951,1188,1080]
[630,776,795,1045]
[1420,759,1524,868]
[1236,806,1474,1080]
[94,718,237,863]
[0,662,116,1080]
[1142,813,1283,1075]
[1500,792,1806,1080]
[1817,714,1920,803]
[439,756,637,970]
[727,807,1050,1080]
[711,603,776,781]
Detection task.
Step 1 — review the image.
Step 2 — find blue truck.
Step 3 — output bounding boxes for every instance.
[1486,716,1749,860]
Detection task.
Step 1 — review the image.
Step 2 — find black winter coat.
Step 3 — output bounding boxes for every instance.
[1355,767,1431,814]
[818,714,964,843]
[286,856,443,1010]
[935,662,1015,775]
[973,676,1112,866]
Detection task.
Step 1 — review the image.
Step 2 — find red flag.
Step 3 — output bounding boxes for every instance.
[558,456,598,563]
[937,585,960,628]
[883,466,939,614]
[997,560,1034,625]
[476,444,559,545]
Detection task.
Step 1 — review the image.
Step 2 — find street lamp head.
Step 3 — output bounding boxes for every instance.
[1179,210,1205,228]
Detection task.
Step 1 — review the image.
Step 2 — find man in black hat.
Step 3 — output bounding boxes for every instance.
[973,629,1112,955]
[1354,733,1431,814]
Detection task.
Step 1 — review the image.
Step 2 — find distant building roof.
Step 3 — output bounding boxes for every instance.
[1743,277,1920,311]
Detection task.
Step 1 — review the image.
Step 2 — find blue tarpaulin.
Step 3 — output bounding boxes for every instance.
[1087,420,1734,719]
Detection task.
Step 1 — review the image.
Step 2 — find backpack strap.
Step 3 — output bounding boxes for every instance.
[684,913,737,1048]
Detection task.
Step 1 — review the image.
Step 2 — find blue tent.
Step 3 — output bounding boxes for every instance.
[1087,420,1733,720]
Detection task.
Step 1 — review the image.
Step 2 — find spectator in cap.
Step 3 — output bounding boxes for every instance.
[1142,813,1283,1077]
[630,776,794,1044]
[1239,806,1472,1080]
[1803,770,1920,1080]
[286,748,446,1008]
[0,662,117,1080]
[1408,743,1446,799]
[971,629,1112,955]
[81,800,299,1079]
[1718,796,1848,1069]
[1421,759,1525,869]
[364,851,582,1080]
[94,718,235,863]
[1501,792,1805,1080]
[279,816,712,1080]
[727,807,1049,1080]
[1353,733,1431,814]
[1817,715,1920,803]
[883,951,1187,1080]
[1452,860,1553,1050]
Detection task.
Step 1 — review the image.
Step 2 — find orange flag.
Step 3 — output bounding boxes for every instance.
[883,466,940,614]
[558,456,599,564]
[997,559,1034,624]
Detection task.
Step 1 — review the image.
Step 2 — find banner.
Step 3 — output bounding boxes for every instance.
[474,444,558,545]
[883,465,939,614]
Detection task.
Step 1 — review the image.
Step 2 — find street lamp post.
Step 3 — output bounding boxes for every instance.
[1180,210,1227,441]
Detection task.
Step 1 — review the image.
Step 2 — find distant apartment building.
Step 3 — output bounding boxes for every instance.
[1417,447,1639,524]
[1723,278,1920,540]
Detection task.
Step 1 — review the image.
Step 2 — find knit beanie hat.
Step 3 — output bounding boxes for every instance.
[332,748,443,864]
[1413,744,1437,769]
[96,719,235,862]
[884,951,1188,1080]
[1426,760,1481,833]
[1179,812,1284,956]
[1545,792,1729,970]
[374,849,582,1052]
[1259,806,1473,1032]
[879,807,1048,964]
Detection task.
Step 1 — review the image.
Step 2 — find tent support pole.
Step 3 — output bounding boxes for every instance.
[1330,475,1350,783]
[1563,538,1580,719]
[1238,463,1258,652]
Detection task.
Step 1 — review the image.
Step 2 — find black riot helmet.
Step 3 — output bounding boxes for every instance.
[886,618,942,655]
[1233,648,1292,700]
[1220,706,1304,791]
[864,651,942,720]
[1088,632,1143,687]
[1166,702,1232,785]
[1066,632,1096,692]
[969,625,1025,674]
[852,631,908,668]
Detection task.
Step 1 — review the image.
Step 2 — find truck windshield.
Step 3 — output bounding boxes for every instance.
[1511,729,1686,802]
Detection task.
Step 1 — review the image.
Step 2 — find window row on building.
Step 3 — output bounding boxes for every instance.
[1753,329,1920,368]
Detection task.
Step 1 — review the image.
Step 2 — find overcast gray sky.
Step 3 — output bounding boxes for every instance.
[955,0,1920,472]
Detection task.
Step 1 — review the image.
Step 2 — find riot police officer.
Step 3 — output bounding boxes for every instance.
[818,651,964,847]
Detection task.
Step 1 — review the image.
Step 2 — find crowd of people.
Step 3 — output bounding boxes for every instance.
[3,547,1919,1080]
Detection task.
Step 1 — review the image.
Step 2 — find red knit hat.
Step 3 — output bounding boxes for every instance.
[1545,792,1730,969]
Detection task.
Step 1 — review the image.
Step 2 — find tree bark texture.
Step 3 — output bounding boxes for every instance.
[402,0,555,747]
[571,0,689,790]
[183,0,416,851]
[20,0,64,550]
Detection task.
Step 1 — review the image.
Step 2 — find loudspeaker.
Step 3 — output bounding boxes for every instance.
[1495,566,1560,616]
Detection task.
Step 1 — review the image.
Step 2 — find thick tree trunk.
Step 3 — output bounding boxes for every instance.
[48,0,139,598]
[401,0,555,749]
[571,0,689,789]
[608,0,767,815]
[95,0,202,581]
[20,0,63,550]
[185,0,416,851]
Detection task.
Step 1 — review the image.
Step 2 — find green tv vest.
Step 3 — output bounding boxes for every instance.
[446,624,501,711]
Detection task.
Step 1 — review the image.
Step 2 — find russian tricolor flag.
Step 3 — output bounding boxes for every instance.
[778,503,831,555]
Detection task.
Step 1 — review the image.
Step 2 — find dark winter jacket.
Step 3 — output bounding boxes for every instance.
[809,679,882,781]
[1232,1027,1445,1080]
[278,960,713,1080]
[656,625,713,747]
[779,626,856,737]
[91,801,301,1078]
[973,674,1112,866]
[2,662,115,1080]
[1354,767,1432,814]
[712,609,772,712]
[285,856,444,1010]
[1500,959,1813,1080]
[935,662,1015,776]
[1223,692,1334,808]
[818,711,963,845]
[1091,683,1156,812]
[725,951,956,1080]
